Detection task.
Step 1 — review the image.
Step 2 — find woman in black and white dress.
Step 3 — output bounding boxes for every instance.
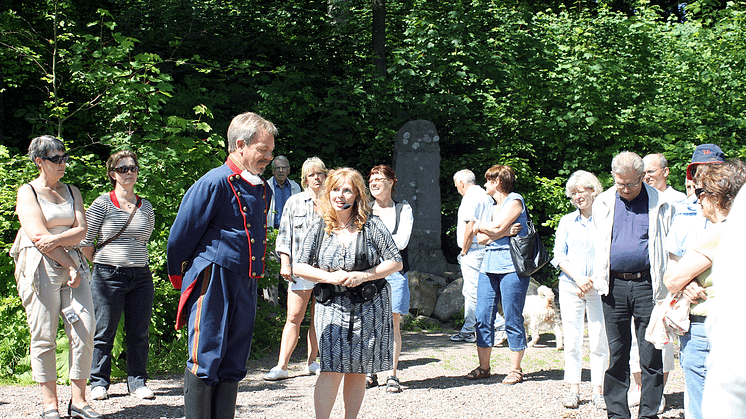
[81,150,155,402]
[293,167,402,419]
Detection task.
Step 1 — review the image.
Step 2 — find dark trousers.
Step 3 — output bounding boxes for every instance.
[185,264,257,386]
[601,277,663,419]
[90,264,154,390]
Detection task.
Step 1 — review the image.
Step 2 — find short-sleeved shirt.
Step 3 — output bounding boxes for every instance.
[610,187,650,273]
[481,192,528,274]
[688,222,723,316]
[296,215,401,272]
[456,185,494,249]
[666,195,710,257]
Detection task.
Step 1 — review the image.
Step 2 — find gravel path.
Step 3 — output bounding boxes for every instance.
[0,330,684,418]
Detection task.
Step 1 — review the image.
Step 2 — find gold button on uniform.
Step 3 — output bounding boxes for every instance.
[251,256,256,261]
[251,238,255,243]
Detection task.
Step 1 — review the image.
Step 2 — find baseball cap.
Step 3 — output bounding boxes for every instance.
[686,144,725,180]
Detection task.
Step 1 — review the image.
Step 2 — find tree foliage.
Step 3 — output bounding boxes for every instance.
[2,0,746,380]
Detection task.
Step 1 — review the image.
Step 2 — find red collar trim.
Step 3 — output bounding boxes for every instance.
[109,191,141,209]
[225,157,242,175]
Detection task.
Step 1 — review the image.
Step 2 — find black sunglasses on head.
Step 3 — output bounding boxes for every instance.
[42,154,70,164]
[112,165,139,174]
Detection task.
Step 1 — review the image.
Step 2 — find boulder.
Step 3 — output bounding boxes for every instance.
[408,271,437,317]
[432,277,465,322]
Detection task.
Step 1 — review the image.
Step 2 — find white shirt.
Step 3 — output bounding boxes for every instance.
[456,185,494,249]
[661,185,686,204]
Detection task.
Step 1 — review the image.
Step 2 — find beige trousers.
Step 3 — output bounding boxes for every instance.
[17,253,95,383]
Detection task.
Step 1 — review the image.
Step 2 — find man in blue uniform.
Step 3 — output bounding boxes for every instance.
[167,112,277,419]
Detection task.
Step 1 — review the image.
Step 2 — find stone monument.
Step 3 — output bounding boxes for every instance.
[392,120,447,274]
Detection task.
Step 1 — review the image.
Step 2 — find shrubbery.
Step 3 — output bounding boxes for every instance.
[2,1,746,382]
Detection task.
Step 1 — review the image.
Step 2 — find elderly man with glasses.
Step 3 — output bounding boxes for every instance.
[643,153,686,203]
[590,151,674,419]
[267,156,301,229]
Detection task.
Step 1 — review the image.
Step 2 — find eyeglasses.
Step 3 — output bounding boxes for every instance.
[42,154,69,164]
[369,177,389,184]
[273,166,289,171]
[615,176,642,190]
[694,187,709,200]
[112,165,139,174]
[644,168,661,175]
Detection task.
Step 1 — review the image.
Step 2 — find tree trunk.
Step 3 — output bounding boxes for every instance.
[372,0,386,79]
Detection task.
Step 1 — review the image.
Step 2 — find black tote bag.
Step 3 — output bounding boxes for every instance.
[509,210,551,277]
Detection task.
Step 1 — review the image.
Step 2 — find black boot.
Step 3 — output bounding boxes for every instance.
[211,381,238,419]
[184,368,212,419]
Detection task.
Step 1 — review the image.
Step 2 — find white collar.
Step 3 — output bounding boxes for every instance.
[241,170,263,186]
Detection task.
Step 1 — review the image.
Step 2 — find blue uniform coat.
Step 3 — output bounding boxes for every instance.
[167,158,271,330]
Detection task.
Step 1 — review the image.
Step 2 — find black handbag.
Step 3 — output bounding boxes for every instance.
[509,209,550,276]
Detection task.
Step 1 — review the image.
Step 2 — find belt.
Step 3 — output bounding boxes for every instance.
[690,315,707,323]
[610,270,650,281]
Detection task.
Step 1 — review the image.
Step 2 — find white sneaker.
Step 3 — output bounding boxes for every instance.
[131,385,155,399]
[628,387,641,408]
[90,386,108,400]
[305,361,321,375]
[658,394,666,414]
[264,366,289,381]
[494,330,508,347]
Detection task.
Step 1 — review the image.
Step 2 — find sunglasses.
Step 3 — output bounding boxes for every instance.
[42,154,70,164]
[694,187,709,200]
[112,165,139,174]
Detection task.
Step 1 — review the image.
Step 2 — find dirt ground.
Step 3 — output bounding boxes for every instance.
[0,327,684,419]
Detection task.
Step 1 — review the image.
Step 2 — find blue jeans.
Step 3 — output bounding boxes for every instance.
[680,321,709,419]
[89,264,154,391]
[475,271,529,350]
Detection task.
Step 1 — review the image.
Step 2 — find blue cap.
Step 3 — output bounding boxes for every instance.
[686,144,725,180]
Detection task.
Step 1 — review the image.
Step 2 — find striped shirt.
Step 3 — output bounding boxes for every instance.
[81,192,155,267]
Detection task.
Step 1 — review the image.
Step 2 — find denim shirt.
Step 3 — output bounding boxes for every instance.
[481,192,528,274]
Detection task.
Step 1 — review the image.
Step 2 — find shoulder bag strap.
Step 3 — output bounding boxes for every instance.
[391,201,403,235]
[310,219,326,268]
[96,196,141,250]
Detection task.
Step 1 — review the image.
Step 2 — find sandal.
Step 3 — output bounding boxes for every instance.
[385,376,402,393]
[502,368,523,384]
[41,409,61,419]
[465,366,491,380]
[365,373,378,389]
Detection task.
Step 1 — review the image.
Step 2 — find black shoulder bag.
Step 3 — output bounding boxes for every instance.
[509,207,550,277]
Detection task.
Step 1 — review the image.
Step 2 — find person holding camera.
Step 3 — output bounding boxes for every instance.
[11,135,100,419]
[293,167,402,419]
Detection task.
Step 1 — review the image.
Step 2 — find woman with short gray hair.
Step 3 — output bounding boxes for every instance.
[11,136,100,419]
[553,170,608,410]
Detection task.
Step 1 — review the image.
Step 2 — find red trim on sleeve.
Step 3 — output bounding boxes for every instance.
[169,274,183,289]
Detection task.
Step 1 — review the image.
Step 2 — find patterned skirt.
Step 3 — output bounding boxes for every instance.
[315,283,393,374]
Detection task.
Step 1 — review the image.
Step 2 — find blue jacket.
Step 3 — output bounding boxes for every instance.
[167,158,271,329]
